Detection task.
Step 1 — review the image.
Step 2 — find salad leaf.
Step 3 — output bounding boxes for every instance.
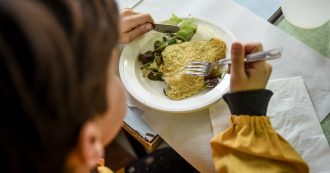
[138,51,154,65]
[154,34,178,52]
[166,14,183,25]
[176,18,197,41]
[138,15,197,81]
[166,14,197,41]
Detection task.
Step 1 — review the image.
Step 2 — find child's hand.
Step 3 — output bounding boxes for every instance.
[119,9,154,44]
[228,42,272,93]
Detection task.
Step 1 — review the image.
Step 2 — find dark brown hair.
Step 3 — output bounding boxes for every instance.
[0,0,118,173]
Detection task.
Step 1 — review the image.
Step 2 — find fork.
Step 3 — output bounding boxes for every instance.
[184,47,283,76]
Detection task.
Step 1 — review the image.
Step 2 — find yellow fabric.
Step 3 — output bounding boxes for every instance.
[97,166,114,173]
[97,159,114,173]
[210,115,309,173]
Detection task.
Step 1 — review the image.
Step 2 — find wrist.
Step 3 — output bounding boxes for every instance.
[223,89,273,116]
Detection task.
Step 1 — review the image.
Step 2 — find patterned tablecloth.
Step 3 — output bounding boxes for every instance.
[278,20,330,58]
[278,19,330,145]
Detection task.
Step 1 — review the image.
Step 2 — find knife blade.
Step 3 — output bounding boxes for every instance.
[153,23,180,33]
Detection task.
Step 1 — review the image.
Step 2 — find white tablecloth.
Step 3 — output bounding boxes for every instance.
[135,0,330,120]
[143,77,330,173]
[122,0,330,172]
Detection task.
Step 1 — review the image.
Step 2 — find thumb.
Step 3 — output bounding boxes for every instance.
[230,42,245,78]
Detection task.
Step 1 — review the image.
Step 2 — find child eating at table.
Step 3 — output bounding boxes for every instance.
[0,0,308,173]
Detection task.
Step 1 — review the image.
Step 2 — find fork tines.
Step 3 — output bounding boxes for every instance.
[184,62,211,76]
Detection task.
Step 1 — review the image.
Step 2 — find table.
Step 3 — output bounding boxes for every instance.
[123,107,162,153]
[121,0,330,172]
[276,19,330,145]
[122,0,286,154]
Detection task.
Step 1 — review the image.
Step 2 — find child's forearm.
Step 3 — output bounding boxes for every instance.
[210,89,309,173]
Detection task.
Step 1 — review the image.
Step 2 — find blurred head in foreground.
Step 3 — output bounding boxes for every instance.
[0,0,127,172]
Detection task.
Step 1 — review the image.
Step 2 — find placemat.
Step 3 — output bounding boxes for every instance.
[278,19,330,58]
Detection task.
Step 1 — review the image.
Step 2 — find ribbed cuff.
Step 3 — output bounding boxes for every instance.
[223,89,273,116]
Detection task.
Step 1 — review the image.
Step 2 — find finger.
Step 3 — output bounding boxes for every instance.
[244,61,262,78]
[245,61,271,78]
[230,42,246,78]
[120,23,153,43]
[244,42,263,54]
[265,62,272,79]
[120,8,139,17]
[121,13,154,32]
[227,64,231,74]
[246,59,267,69]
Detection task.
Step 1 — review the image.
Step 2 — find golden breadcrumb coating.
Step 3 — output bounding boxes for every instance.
[162,38,226,100]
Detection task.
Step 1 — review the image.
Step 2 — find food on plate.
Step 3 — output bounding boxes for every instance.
[138,14,197,81]
[138,15,226,100]
[162,38,226,99]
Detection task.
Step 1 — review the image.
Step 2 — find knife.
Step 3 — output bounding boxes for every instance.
[153,23,180,33]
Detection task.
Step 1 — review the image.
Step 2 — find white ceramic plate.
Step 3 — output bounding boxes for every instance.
[119,18,236,113]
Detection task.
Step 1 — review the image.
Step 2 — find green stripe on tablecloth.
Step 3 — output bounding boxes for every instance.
[278,19,330,144]
[321,113,330,145]
[278,19,330,58]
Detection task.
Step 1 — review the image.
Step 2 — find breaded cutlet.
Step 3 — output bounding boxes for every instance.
[161,38,226,100]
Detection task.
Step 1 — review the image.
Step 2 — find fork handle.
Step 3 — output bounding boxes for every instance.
[219,47,283,65]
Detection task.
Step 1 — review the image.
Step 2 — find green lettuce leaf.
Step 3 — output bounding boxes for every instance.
[166,14,183,25]
[166,14,197,41]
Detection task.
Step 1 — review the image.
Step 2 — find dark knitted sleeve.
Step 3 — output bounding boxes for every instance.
[223,89,273,116]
